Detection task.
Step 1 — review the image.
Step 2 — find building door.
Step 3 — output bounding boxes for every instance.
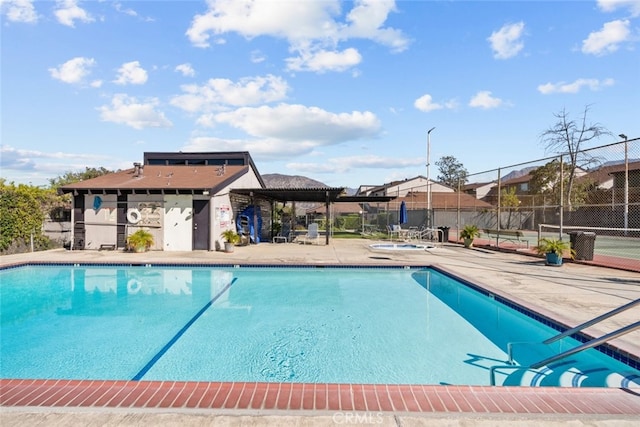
[193,200,210,250]
[117,195,127,249]
[73,196,85,250]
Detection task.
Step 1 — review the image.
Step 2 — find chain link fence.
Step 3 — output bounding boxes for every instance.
[355,139,639,270]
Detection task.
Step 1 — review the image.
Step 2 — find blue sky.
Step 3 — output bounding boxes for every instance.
[1,0,639,188]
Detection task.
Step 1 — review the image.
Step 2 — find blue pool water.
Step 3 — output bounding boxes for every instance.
[1,265,638,387]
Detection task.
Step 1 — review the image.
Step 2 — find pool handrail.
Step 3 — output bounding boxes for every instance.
[530,320,640,369]
[507,298,640,364]
[543,298,640,345]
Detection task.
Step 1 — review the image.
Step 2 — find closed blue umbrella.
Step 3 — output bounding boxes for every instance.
[399,200,407,224]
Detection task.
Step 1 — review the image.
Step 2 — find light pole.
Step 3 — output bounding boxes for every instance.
[619,133,628,233]
[427,127,436,228]
[359,210,364,233]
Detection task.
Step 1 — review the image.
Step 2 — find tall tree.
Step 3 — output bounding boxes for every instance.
[435,155,468,188]
[539,105,610,209]
[529,160,591,208]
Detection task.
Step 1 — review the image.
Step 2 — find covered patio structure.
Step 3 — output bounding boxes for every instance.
[231,188,395,245]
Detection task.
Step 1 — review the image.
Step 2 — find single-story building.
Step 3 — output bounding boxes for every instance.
[60,152,266,251]
[59,151,357,250]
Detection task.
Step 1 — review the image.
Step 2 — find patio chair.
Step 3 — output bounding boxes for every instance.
[273,224,294,243]
[387,224,401,240]
[301,223,320,245]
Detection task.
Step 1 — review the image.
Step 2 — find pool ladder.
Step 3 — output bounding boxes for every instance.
[490,298,640,386]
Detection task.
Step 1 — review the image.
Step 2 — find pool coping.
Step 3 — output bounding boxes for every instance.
[2,260,640,416]
[2,379,640,415]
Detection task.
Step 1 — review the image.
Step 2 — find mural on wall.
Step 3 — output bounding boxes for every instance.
[138,202,161,226]
[128,202,162,226]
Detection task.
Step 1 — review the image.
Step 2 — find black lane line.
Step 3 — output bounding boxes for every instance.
[132,277,237,381]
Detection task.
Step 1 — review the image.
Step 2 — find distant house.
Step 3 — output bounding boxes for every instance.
[60,152,264,251]
[463,181,497,201]
[579,160,640,191]
[359,176,454,197]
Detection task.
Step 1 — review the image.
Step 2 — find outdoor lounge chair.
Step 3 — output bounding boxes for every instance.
[301,223,320,245]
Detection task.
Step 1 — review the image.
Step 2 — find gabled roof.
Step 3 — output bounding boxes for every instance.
[365,175,428,194]
[581,160,640,184]
[463,181,495,190]
[59,165,249,194]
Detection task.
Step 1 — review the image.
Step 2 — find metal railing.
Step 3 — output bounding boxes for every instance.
[543,298,640,345]
[530,321,640,369]
[493,298,640,385]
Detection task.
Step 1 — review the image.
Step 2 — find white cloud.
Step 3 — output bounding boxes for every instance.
[537,78,615,94]
[288,154,421,174]
[414,94,457,112]
[48,56,96,84]
[488,22,525,59]
[113,61,148,85]
[183,136,317,158]
[54,0,94,27]
[212,104,381,143]
[0,144,112,175]
[175,63,196,77]
[113,1,137,17]
[582,20,630,55]
[184,103,381,158]
[185,0,408,73]
[597,0,640,17]
[286,47,362,73]
[469,91,503,109]
[171,74,289,113]
[341,0,409,52]
[414,94,442,112]
[98,94,172,129]
[250,50,266,63]
[1,0,38,23]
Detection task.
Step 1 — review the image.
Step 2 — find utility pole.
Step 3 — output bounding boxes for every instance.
[427,127,435,228]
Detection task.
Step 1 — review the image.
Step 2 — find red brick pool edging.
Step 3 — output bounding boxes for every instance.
[2,379,639,415]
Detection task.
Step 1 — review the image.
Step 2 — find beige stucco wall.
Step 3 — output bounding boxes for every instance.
[127,195,164,250]
[211,169,264,250]
[163,195,192,251]
[83,194,117,249]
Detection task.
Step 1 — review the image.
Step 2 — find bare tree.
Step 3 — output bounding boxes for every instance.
[540,105,611,209]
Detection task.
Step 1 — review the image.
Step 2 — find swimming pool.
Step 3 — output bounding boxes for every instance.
[1,264,638,387]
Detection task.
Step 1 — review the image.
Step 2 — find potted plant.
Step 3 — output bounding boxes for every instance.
[127,229,154,252]
[459,224,480,248]
[220,229,241,253]
[534,238,574,266]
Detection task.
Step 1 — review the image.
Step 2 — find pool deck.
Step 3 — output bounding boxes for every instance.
[1,240,639,426]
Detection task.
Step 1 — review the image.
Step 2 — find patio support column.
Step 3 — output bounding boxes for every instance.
[325,191,330,245]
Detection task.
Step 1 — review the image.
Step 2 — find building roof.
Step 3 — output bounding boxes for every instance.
[59,165,249,194]
[231,187,346,203]
[306,201,369,214]
[581,160,640,184]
